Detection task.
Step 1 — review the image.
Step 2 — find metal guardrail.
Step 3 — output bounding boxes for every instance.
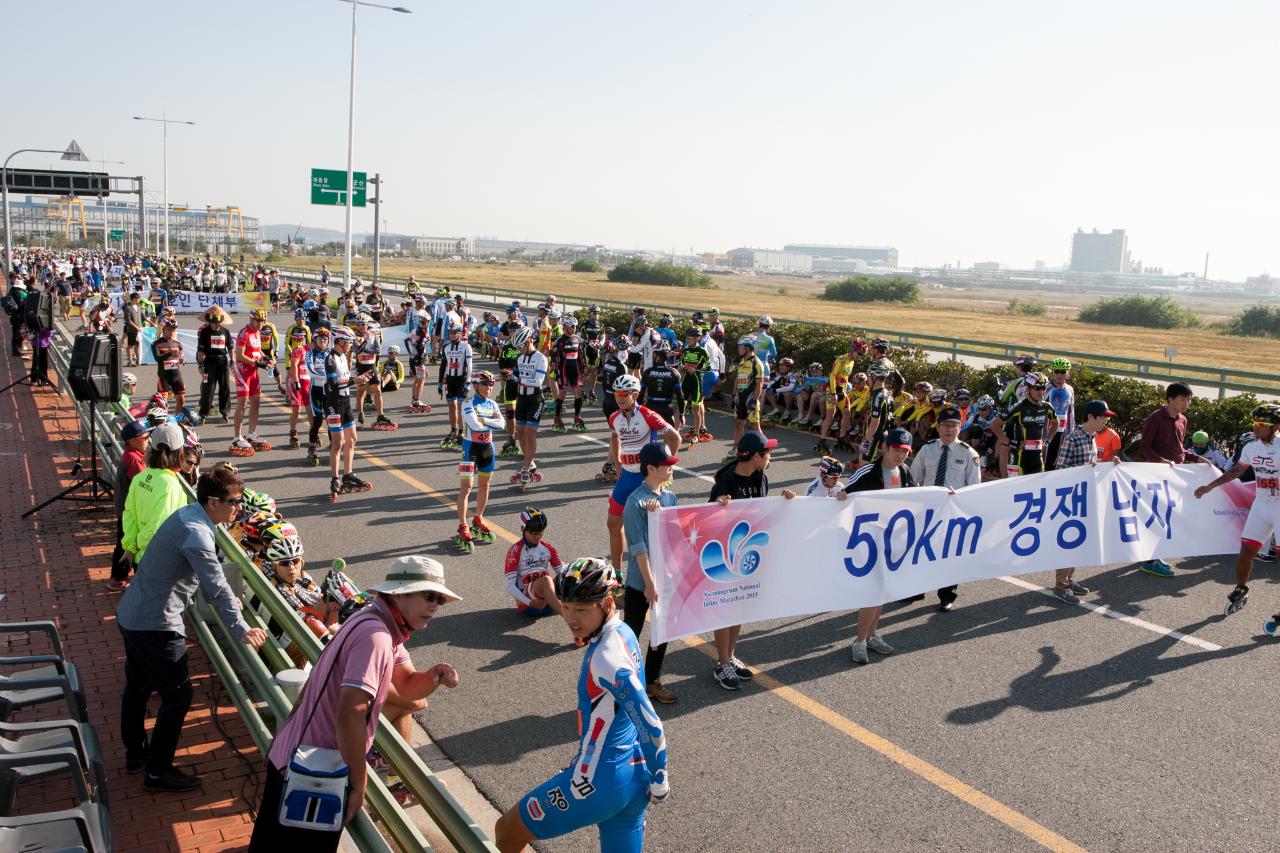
[45,325,499,853]
[274,263,1277,400]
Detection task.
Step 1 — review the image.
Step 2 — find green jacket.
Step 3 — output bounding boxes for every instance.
[121,467,188,559]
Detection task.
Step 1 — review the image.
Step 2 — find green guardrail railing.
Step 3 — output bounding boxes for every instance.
[46,324,499,853]
[275,263,1277,400]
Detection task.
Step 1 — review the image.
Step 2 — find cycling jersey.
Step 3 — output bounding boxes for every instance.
[439,340,473,381]
[1003,398,1058,473]
[864,386,894,455]
[805,476,843,498]
[304,345,329,386]
[828,354,855,398]
[324,351,353,403]
[999,374,1031,408]
[1240,439,1280,502]
[353,335,380,375]
[552,334,584,384]
[196,325,232,363]
[518,615,666,850]
[502,538,565,611]
[461,395,505,444]
[640,364,682,409]
[236,326,263,365]
[608,405,670,474]
[768,370,799,396]
[260,322,280,363]
[151,337,183,372]
[678,345,710,377]
[517,351,549,395]
[627,329,662,373]
[734,354,764,395]
[845,384,869,414]
[284,323,310,352]
[538,321,560,355]
[754,332,777,377]
[1046,382,1076,433]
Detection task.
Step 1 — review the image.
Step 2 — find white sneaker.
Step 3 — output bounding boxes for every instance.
[766,407,780,418]
[866,634,895,655]
[850,639,869,665]
[247,432,262,444]
[231,436,251,448]
[797,416,810,426]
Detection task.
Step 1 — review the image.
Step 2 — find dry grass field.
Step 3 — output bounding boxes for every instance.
[271,256,1277,371]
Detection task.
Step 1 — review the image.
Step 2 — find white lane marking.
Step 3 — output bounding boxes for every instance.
[997,575,1223,651]
[572,432,717,484]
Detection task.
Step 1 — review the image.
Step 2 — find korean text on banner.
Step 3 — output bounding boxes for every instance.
[647,462,1254,645]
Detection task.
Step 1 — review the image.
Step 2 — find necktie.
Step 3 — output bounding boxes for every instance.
[935,444,949,487]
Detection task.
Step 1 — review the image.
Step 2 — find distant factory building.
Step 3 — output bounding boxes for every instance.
[727,247,813,274]
[783,243,898,268]
[415,235,474,256]
[1070,228,1130,273]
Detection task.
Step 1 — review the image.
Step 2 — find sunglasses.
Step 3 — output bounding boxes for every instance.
[614,390,636,397]
[217,495,245,507]
[1053,370,1068,375]
[418,591,448,606]
[274,557,302,568]
[1253,421,1272,429]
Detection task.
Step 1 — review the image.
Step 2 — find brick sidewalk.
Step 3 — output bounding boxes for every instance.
[0,342,261,852]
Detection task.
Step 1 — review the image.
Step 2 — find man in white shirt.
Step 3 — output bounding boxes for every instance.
[909,406,980,612]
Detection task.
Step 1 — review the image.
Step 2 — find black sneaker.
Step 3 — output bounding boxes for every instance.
[1255,551,1276,563]
[713,663,741,691]
[728,656,754,681]
[125,745,150,775]
[144,768,202,792]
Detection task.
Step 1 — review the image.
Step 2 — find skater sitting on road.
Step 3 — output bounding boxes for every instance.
[324,327,371,499]
[249,556,460,848]
[380,345,405,393]
[503,507,566,616]
[455,371,505,551]
[622,442,682,705]
[606,374,681,573]
[231,308,271,457]
[1194,404,1280,618]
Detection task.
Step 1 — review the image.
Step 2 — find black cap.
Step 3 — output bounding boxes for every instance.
[736,432,779,457]
[937,406,963,423]
[1083,400,1115,418]
[885,427,914,449]
[638,442,679,469]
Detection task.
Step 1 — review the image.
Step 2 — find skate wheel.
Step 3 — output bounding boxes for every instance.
[1266,619,1278,636]
[531,473,543,482]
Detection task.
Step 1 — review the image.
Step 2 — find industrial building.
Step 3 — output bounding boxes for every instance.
[414,235,475,256]
[727,247,813,274]
[1069,228,1130,273]
[2,196,258,253]
[783,243,899,268]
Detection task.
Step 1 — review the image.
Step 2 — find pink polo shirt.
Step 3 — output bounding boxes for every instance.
[267,598,410,771]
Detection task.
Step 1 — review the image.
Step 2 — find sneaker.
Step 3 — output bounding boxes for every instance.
[646,681,677,704]
[1139,559,1174,578]
[1225,585,1249,617]
[1067,580,1090,595]
[850,639,870,665]
[1255,551,1276,563]
[144,768,202,792]
[230,436,251,449]
[728,656,754,681]
[1051,586,1080,605]
[866,634,895,655]
[125,744,150,775]
[713,663,741,691]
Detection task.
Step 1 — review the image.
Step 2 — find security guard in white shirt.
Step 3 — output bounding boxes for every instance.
[909,405,980,612]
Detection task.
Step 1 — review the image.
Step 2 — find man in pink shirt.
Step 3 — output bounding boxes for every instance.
[249,556,461,849]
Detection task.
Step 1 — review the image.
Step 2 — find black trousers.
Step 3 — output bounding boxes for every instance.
[8,317,21,355]
[30,343,48,383]
[110,513,130,582]
[622,586,668,685]
[199,359,230,418]
[248,762,344,851]
[119,627,193,778]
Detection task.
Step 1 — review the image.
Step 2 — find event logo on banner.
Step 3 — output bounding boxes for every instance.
[647,462,1255,645]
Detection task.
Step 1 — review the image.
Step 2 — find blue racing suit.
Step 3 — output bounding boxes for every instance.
[519,615,668,852]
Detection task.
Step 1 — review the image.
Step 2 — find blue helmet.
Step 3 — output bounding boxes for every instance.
[302,299,317,312]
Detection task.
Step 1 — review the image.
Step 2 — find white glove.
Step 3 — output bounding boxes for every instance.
[648,769,669,802]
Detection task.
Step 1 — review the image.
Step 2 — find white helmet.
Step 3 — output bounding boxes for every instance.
[612,374,641,394]
[547,309,562,321]
[265,534,304,563]
[560,315,578,329]
[511,327,534,349]
[387,345,400,356]
[758,315,773,327]
[738,335,758,348]
[121,372,138,386]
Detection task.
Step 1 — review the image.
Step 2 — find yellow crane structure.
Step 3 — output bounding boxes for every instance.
[45,196,88,240]
[204,206,244,236]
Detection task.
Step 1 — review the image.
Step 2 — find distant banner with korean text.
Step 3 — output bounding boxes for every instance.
[102,290,269,315]
[648,463,1255,645]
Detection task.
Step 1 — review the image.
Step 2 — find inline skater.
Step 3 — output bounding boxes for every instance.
[550,315,588,432]
[151,317,187,416]
[605,374,681,572]
[258,309,287,398]
[755,315,777,378]
[627,315,662,374]
[581,306,604,405]
[992,372,1058,476]
[230,308,272,457]
[454,371,505,552]
[795,362,829,427]
[595,334,628,482]
[853,362,896,466]
[284,308,310,354]
[194,308,233,423]
[501,507,566,617]
[677,326,712,445]
[998,354,1037,409]
[706,307,725,352]
[380,345,405,394]
[1045,358,1076,468]
[303,326,331,466]
[285,319,311,449]
[639,341,684,434]
[655,313,678,348]
[727,334,766,462]
[805,455,849,498]
[1194,405,1280,617]
[512,327,548,487]
[439,322,473,448]
[496,321,523,458]
[429,286,451,357]
[542,308,563,410]
[350,315,396,430]
[699,320,725,403]
[324,326,372,500]
[495,558,668,853]
[763,357,798,421]
[406,313,433,413]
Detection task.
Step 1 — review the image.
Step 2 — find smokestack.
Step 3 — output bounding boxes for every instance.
[1203,252,1209,280]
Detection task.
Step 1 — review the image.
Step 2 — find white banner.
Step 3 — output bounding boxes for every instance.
[648,462,1255,645]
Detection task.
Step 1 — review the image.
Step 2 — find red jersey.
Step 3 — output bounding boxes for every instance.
[236,326,262,365]
[503,538,564,612]
[607,405,670,473]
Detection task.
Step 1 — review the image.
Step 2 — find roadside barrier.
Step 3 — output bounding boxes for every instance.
[273,263,1278,400]
[45,323,500,853]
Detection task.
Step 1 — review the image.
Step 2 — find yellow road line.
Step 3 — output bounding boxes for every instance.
[683,635,1087,853]
[259,399,1087,852]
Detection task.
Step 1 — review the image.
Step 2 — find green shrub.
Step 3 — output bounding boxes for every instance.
[1007,298,1047,317]
[571,259,602,273]
[819,275,920,304]
[1227,304,1280,339]
[606,259,715,289]
[1077,295,1201,329]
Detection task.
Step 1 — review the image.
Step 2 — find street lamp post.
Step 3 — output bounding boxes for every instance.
[95,158,125,251]
[2,141,90,276]
[133,110,195,259]
[336,0,411,288]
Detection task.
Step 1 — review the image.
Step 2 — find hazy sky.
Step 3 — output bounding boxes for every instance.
[6,2,1277,279]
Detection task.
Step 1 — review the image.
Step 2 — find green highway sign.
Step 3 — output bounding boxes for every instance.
[310,168,366,207]
[109,229,125,240]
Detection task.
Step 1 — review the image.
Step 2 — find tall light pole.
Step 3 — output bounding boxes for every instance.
[133,110,195,258]
[2,140,89,276]
[337,0,412,288]
[95,158,125,251]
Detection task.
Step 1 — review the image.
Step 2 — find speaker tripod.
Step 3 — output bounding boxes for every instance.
[23,399,113,518]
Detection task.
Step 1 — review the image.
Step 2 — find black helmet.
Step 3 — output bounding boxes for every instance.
[519,506,547,532]
[1252,404,1280,425]
[555,558,619,603]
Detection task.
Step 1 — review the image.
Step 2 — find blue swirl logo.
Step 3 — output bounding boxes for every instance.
[699,521,769,583]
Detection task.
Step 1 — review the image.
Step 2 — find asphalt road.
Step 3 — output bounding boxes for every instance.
[155,308,1280,852]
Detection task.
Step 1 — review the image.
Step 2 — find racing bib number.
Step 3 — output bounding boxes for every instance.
[210,338,226,350]
[357,353,376,364]
[1257,476,1278,492]
[1023,439,1044,451]
[163,359,180,370]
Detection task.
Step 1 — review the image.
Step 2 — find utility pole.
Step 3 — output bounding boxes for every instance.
[1203,251,1210,280]
[370,173,381,283]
